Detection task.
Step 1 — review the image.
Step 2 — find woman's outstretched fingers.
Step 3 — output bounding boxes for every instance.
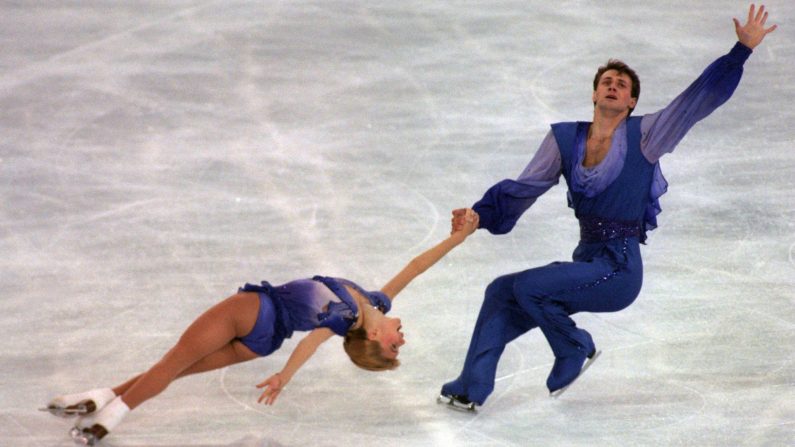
[255,374,284,405]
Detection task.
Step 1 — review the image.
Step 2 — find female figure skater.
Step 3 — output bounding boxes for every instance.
[45,210,480,445]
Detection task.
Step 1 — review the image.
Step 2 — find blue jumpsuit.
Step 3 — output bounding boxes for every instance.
[236,276,391,356]
[442,43,752,403]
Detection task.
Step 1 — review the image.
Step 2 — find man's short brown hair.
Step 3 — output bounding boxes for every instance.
[593,59,641,114]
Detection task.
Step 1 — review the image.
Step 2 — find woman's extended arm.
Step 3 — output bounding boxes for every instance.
[380,210,479,300]
[255,327,335,405]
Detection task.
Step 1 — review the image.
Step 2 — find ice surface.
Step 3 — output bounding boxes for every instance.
[1,1,793,446]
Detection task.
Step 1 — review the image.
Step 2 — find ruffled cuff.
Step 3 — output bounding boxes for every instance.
[472,179,546,235]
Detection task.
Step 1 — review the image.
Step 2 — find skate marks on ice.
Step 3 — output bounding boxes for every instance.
[3,1,795,446]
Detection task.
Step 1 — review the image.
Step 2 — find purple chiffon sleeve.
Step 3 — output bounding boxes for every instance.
[640,42,752,163]
[639,42,751,231]
[473,131,561,234]
[472,44,752,236]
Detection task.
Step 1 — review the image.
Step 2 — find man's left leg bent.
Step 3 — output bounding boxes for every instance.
[513,256,641,393]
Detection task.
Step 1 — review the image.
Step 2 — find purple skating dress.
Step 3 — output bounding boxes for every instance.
[235,276,391,356]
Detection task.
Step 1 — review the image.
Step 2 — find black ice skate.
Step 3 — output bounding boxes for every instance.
[39,400,97,418]
[70,424,108,446]
[437,393,478,413]
[549,349,602,398]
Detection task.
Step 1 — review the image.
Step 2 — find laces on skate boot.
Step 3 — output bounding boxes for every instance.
[40,400,97,418]
[437,393,478,412]
[69,424,108,446]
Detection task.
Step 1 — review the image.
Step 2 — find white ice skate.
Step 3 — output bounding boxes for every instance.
[68,396,128,446]
[437,393,478,413]
[41,388,115,418]
[550,349,602,398]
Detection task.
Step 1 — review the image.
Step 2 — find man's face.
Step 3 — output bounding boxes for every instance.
[592,69,637,116]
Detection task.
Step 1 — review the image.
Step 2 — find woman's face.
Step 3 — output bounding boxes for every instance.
[374,316,405,360]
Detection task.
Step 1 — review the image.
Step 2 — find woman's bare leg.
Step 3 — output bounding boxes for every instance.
[111,375,141,397]
[111,339,259,397]
[117,292,261,410]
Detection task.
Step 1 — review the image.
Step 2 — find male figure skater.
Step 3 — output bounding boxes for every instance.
[439,4,777,411]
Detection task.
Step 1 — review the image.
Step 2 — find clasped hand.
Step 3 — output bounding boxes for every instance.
[451,208,480,236]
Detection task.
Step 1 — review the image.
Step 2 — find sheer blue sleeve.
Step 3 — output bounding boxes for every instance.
[474,131,561,234]
[334,277,392,314]
[312,276,359,336]
[316,301,356,336]
[641,42,752,163]
[367,291,392,314]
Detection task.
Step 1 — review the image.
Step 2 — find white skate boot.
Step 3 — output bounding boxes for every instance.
[41,388,116,418]
[69,396,129,446]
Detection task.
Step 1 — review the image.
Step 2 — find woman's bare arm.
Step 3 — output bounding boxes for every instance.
[255,327,335,405]
[380,210,479,300]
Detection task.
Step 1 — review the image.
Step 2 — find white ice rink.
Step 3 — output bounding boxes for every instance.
[1,1,794,446]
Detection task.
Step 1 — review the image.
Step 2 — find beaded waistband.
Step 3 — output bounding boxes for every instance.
[579,216,641,243]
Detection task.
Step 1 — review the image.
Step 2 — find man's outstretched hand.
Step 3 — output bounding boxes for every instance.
[734,4,777,49]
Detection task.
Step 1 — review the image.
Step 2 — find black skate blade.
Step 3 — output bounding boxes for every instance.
[550,349,601,399]
[436,395,477,413]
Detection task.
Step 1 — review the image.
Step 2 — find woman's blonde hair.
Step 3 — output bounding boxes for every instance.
[343,327,400,371]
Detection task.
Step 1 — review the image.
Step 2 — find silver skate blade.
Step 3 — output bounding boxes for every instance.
[39,404,89,417]
[70,426,96,446]
[550,349,602,399]
[436,395,477,413]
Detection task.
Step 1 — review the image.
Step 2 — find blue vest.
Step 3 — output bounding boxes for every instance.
[551,117,656,242]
